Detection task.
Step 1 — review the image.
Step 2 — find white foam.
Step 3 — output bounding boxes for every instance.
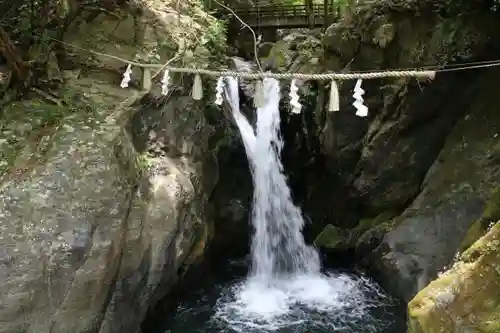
[212,272,391,332]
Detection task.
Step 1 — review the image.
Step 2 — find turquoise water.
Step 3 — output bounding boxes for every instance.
[152,259,406,333]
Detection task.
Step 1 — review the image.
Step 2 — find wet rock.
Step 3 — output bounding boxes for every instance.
[321,1,498,213]
[314,224,352,250]
[407,222,500,333]
[353,212,398,255]
[209,144,253,258]
[369,70,500,302]
[0,0,223,331]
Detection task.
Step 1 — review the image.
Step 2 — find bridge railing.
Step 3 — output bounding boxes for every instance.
[233,4,326,18]
[212,3,335,28]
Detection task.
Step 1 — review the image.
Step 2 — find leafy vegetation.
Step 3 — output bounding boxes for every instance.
[0,0,62,48]
[0,0,228,177]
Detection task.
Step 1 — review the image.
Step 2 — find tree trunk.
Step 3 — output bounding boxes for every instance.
[0,27,28,83]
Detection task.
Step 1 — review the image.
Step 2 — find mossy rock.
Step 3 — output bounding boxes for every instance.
[314,224,352,250]
[353,211,398,235]
[261,32,323,73]
[350,211,397,254]
[482,187,500,221]
[460,187,500,252]
[0,97,79,177]
[355,220,396,254]
[408,222,500,333]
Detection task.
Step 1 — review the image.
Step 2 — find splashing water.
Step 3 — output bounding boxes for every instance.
[205,77,396,332]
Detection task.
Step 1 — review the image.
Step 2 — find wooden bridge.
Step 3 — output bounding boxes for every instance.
[214,4,335,29]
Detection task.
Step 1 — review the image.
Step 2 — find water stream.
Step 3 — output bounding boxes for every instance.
[153,78,405,333]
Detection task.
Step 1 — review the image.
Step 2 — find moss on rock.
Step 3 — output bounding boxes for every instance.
[314,211,398,252]
[314,224,352,250]
[460,187,500,252]
[352,211,398,254]
[354,211,398,234]
[408,222,500,333]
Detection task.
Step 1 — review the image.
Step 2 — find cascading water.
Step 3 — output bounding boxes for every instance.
[226,77,320,279]
[153,78,406,333]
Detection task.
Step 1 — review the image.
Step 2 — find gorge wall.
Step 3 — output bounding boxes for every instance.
[317,0,500,304]
[0,0,227,332]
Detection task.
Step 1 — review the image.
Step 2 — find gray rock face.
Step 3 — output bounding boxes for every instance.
[0,0,225,331]
[0,70,217,333]
[313,3,500,302]
[209,146,252,257]
[0,77,137,333]
[372,200,484,301]
[370,71,500,301]
[321,5,497,212]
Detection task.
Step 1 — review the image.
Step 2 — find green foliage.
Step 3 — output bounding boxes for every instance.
[0,87,99,175]
[0,0,64,49]
[460,187,500,252]
[201,18,228,66]
[0,100,65,174]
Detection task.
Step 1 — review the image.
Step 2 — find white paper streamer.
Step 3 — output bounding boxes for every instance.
[192,74,203,100]
[161,69,170,95]
[120,64,132,88]
[214,77,224,105]
[289,79,301,114]
[328,80,340,112]
[353,79,368,117]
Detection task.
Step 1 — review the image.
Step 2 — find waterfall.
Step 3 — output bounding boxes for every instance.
[225,77,320,280]
[211,77,392,332]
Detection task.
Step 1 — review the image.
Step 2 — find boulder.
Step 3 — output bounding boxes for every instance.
[408,222,500,333]
[314,211,398,254]
[314,224,352,250]
[369,69,500,302]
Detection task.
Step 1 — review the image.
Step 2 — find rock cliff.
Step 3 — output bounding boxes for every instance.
[0,0,225,332]
[309,0,500,303]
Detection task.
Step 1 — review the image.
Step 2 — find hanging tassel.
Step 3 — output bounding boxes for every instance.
[328,80,340,112]
[161,69,170,95]
[120,64,132,88]
[192,74,203,100]
[214,77,225,105]
[289,79,301,114]
[254,80,265,108]
[353,79,368,117]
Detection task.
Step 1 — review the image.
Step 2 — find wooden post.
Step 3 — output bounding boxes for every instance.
[305,0,314,28]
[323,0,328,29]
